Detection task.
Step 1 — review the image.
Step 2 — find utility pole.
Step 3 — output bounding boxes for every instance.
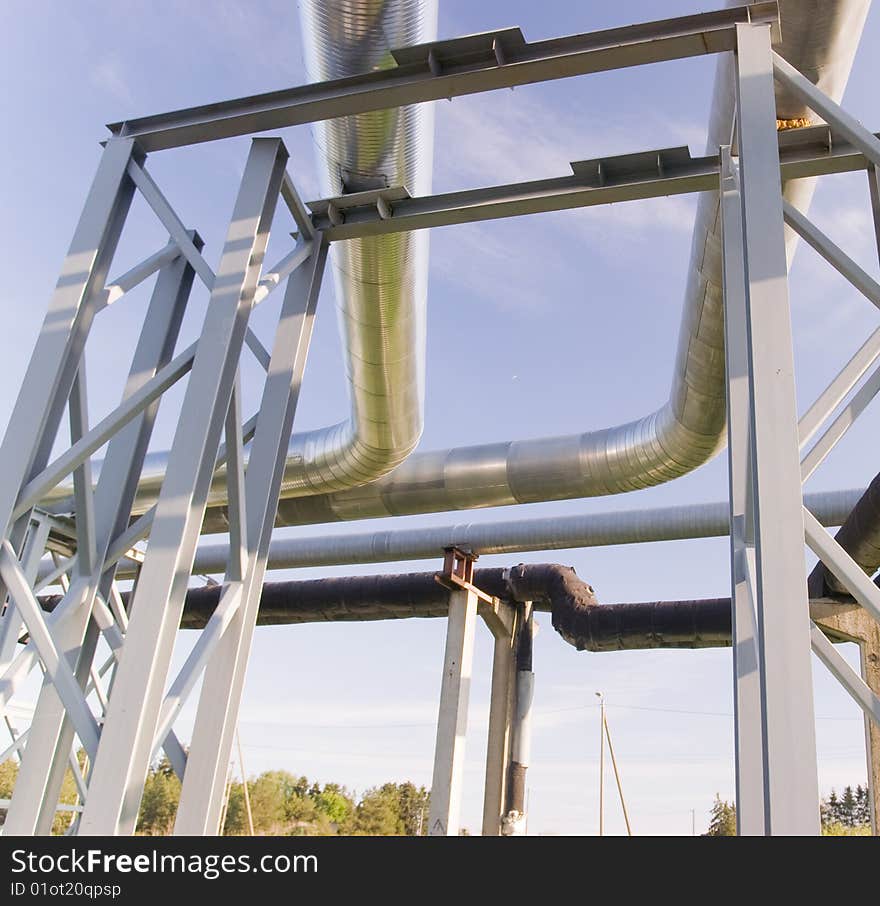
[598,693,605,836]
[603,707,632,835]
[236,727,255,836]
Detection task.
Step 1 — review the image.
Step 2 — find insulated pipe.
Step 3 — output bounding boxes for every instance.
[266,0,872,527]
[505,604,534,837]
[40,0,439,519]
[810,472,880,597]
[34,487,859,585]
[37,2,871,529]
[278,0,437,496]
[37,563,865,647]
[178,487,860,577]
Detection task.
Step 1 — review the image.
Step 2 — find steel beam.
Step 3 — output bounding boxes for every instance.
[798,324,880,451]
[720,146,766,836]
[174,235,327,835]
[733,22,819,834]
[0,139,137,541]
[772,50,880,169]
[110,4,779,152]
[783,201,880,311]
[79,139,288,836]
[309,127,873,242]
[427,588,479,836]
[810,624,880,728]
[4,248,198,835]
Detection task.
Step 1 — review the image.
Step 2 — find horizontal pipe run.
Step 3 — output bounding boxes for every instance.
[180,488,860,577]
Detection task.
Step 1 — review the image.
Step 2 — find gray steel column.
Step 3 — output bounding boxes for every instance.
[734,22,820,834]
[0,139,137,539]
[4,249,198,835]
[427,587,478,836]
[720,145,766,836]
[0,139,137,625]
[79,139,288,835]
[174,235,328,835]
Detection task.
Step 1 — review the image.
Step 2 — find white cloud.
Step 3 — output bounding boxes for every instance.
[90,57,134,106]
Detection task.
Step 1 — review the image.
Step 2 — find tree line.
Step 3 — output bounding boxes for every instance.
[706,786,872,836]
[0,756,431,836]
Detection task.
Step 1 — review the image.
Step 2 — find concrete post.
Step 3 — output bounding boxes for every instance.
[480,605,515,836]
[428,587,478,836]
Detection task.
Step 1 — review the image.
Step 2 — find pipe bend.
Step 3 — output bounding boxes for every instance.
[267,0,871,527]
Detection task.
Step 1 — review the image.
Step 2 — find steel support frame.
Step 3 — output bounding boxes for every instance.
[78,138,289,835]
[723,22,821,835]
[0,127,320,835]
[427,562,521,837]
[720,22,880,835]
[4,4,880,839]
[174,235,328,835]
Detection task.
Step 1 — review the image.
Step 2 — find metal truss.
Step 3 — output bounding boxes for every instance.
[0,132,326,834]
[1,2,879,836]
[720,24,880,835]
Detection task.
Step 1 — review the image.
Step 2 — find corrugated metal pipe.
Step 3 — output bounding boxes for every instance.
[38,1,871,532]
[268,0,872,527]
[183,487,861,576]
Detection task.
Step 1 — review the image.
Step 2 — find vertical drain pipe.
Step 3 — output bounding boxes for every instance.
[503,604,534,836]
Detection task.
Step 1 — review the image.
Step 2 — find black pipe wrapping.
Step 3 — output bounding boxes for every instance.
[810,470,880,597]
[180,564,731,651]
[38,563,733,650]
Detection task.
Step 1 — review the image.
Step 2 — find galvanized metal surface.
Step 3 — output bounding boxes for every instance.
[269,0,871,527]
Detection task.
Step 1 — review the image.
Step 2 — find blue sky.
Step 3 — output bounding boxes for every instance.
[1,1,879,835]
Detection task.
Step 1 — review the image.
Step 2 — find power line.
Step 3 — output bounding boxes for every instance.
[238,700,862,731]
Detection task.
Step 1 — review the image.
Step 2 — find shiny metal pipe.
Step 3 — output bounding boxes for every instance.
[283,0,438,496]
[38,1,872,529]
[269,0,871,527]
[172,487,860,576]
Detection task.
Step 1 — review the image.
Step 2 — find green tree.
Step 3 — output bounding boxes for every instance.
[222,781,247,835]
[314,785,354,827]
[705,794,737,836]
[854,785,870,826]
[395,781,430,836]
[352,783,404,835]
[0,758,18,828]
[822,789,841,826]
[840,786,857,827]
[136,759,181,835]
[350,782,430,836]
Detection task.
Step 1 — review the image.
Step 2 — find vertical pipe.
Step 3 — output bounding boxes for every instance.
[504,604,533,836]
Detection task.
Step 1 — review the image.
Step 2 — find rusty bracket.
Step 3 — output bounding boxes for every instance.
[435,546,514,637]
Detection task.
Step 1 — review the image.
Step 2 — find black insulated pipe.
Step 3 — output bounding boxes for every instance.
[38,563,735,651]
[179,563,734,651]
[810,470,880,597]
